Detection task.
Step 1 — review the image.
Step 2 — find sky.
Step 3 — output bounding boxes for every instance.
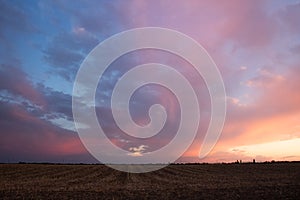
[0,0,300,163]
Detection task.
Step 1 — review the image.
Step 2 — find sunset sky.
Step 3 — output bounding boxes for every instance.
[0,0,300,163]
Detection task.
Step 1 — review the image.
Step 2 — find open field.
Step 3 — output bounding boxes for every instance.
[0,163,299,199]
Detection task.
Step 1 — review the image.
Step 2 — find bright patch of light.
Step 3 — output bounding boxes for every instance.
[229,138,300,159]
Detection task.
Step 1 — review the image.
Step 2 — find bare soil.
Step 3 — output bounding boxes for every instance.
[0,163,299,199]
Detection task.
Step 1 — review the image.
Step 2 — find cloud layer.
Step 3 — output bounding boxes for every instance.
[0,0,299,163]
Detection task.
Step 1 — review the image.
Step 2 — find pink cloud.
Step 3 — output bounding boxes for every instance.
[0,103,87,158]
[122,0,278,49]
[185,66,300,162]
[0,65,45,106]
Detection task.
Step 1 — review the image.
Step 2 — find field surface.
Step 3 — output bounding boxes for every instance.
[0,163,299,199]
